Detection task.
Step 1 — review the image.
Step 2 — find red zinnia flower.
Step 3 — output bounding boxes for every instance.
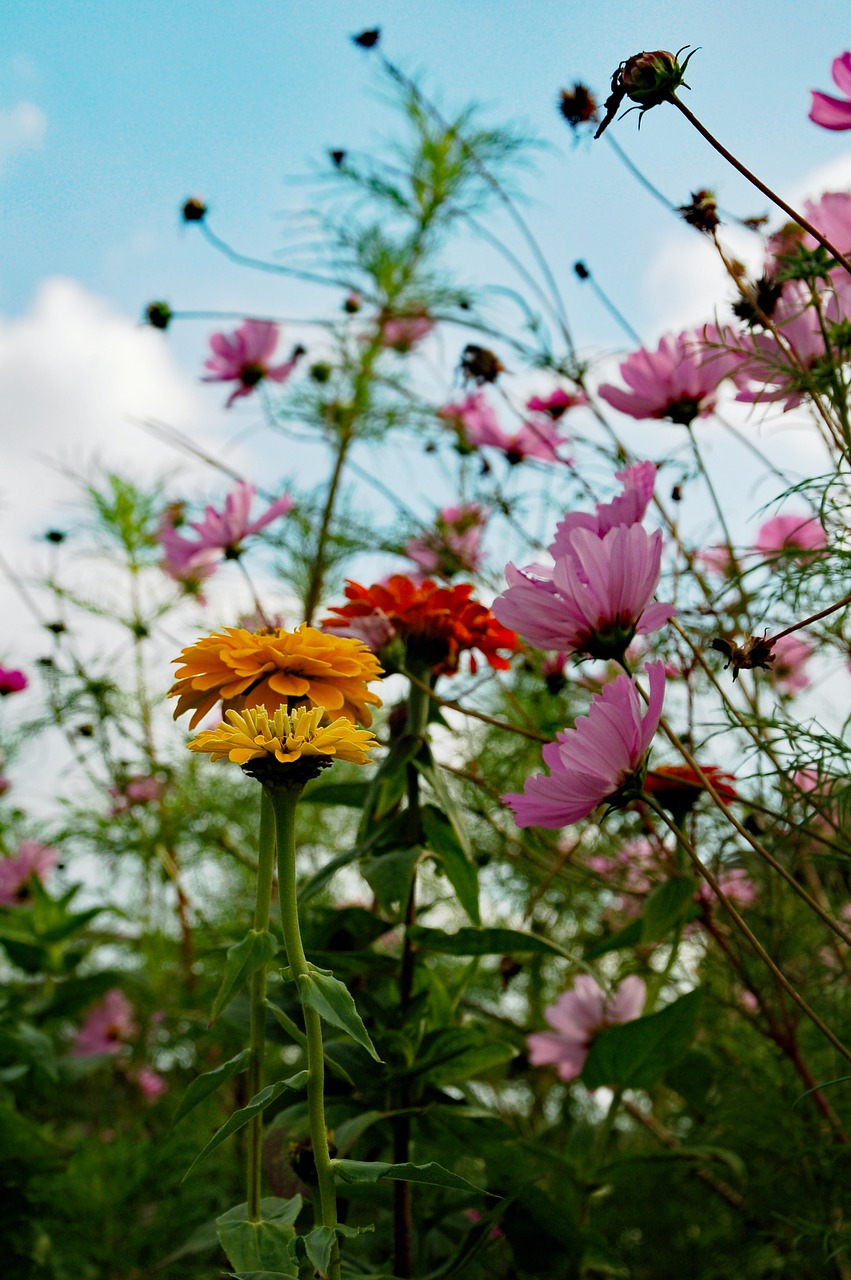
[644,763,739,816]
[323,575,518,676]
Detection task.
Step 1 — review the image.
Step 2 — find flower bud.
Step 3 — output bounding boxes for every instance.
[557,84,598,132]
[181,196,207,223]
[620,50,683,107]
[145,300,172,330]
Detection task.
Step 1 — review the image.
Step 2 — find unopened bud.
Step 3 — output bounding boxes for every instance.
[181,196,207,223]
[145,301,172,330]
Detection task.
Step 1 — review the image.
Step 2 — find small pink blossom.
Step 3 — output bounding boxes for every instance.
[810,53,851,130]
[159,481,293,576]
[527,974,646,1081]
[598,326,737,425]
[73,990,138,1058]
[0,841,58,906]
[439,391,569,463]
[754,513,827,565]
[697,867,757,912]
[323,608,397,653]
[769,634,814,695]
[134,1066,168,1100]
[549,461,657,558]
[526,388,588,418]
[108,775,163,816]
[203,320,300,407]
[405,503,488,578]
[503,662,666,829]
[494,525,674,660]
[695,544,738,577]
[378,311,434,351]
[0,666,28,696]
[767,192,851,266]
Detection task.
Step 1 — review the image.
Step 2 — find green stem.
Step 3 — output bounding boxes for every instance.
[247,791,277,1222]
[270,784,340,1280]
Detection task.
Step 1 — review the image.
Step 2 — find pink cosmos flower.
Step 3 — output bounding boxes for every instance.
[696,867,757,912]
[203,320,300,407]
[73,989,138,1058]
[769,633,814,695]
[732,277,851,410]
[323,608,397,654]
[767,192,851,266]
[438,391,501,443]
[405,503,488,578]
[526,388,588,418]
[0,841,58,906]
[503,662,666,829]
[134,1066,168,1100]
[598,326,737,425]
[810,53,851,130]
[695,544,738,577]
[754,513,827,565]
[378,311,434,351]
[494,525,674,660]
[438,391,568,463]
[159,481,293,576]
[549,461,657,559]
[108,775,163,816]
[527,974,646,1081]
[0,667,28,696]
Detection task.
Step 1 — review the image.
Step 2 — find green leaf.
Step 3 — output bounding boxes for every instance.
[297,971,380,1061]
[217,1197,301,1274]
[304,1225,335,1274]
[584,918,643,960]
[408,925,570,959]
[640,877,699,943]
[414,744,472,858]
[265,1001,355,1085]
[581,989,702,1090]
[358,733,423,837]
[171,1048,251,1128]
[420,805,479,925]
[183,1073,307,1180]
[299,778,370,807]
[333,1158,488,1194]
[395,1027,517,1086]
[211,930,279,1024]
[361,846,421,912]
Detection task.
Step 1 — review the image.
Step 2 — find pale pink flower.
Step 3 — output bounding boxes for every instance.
[549,461,657,558]
[697,867,757,912]
[526,388,588,418]
[0,841,58,906]
[73,990,138,1058]
[159,481,293,573]
[439,391,569,463]
[494,525,674,660]
[134,1066,168,1100]
[754,513,827,565]
[810,53,851,130]
[0,666,28,696]
[598,326,737,425]
[439,391,501,442]
[695,544,737,577]
[767,192,851,265]
[405,503,487,578]
[769,633,814,695]
[323,608,397,653]
[527,974,646,1081]
[738,989,760,1016]
[108,775,163,816]
[503,662,666,829]
[732,278,851,410]
[378,311,434,351]
[203,320,300,407]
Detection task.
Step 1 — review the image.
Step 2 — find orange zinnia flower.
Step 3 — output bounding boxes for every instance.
[170,625,383,730]
[322,575,519,676]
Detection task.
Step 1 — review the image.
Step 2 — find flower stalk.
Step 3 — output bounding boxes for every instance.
[247,790,277,1221]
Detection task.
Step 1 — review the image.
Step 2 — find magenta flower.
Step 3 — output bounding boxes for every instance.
[598,326,737,425]
[159,481,293,578]
[527,974,646,1081]
[439,391,569,463]
[378,310,434,351]
[0,667,28,696]
[494,525,674,660]
[503,661,666,829]
[134,1066,168,1100]
[526,387,588,418]
[754,513,827,565]
[108,775,163,816]
[439,391,502,443]
[0,841,58,906]
[769,633,814,695]
[405,503,488,578]
[203,320,299,407]
[73,989,138,1058]
[549,461,657,559]
[767,192,851,266]
[810,53,851,130]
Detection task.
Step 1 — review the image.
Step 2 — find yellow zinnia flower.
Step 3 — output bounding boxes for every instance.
[170,625,383,730]
[188,705,378,769]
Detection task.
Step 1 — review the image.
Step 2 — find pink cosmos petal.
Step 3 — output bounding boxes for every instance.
[504,663,666,829]
[0,840,58,906]
[810,53,851,129]
[158,481,292,577]
[203,320,297,407]
[770,633,814,694]
[599,328,737,424]
[754,513,827,565]
[0,666,28,696]
[73,990,138,1058]
[528,975,646,1081]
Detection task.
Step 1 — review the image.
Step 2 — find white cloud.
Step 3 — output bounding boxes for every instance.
[0,100,45,172]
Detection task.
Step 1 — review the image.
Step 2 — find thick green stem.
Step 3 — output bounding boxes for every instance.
[270,784,340,1280]
[247,791,277,1222]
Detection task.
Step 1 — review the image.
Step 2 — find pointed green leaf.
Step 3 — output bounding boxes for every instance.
[171,1048,251,1128]
[584,918,643,960]
[420,805,479,925]
[304,1226,336,1274]
[183,1073,307,1180]
[640,876,699,943]
[333,1158,489,1193]
[211,930,279,1024]
[217,1196,301,1274]
[297,971,380,1061]
[414,744,472,857]
[581,989,702,1090]
[265,1000,355,1085]
[299,778,370,807]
